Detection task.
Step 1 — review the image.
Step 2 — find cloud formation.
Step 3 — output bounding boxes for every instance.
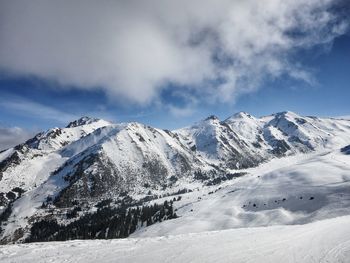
[0,0,348,106]
[0,127,35,151]
[0,97,78,123]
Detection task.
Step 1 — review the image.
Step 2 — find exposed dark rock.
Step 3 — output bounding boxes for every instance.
[66,117,99,128]
[341,145,350,155]
[0,151,21,180]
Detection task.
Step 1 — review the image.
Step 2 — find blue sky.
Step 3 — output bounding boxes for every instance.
[0,1,349,148]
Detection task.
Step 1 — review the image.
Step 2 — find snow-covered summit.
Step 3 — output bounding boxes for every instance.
[66,116,102,128]
[0,117,112,194]
[224,111,253,120]
[25,117,111,151]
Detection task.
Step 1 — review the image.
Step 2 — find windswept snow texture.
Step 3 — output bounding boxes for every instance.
[1,216,350,263]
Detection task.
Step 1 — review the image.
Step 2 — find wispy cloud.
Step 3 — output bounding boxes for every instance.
[0,97,78,124]
[0,126,36,151]
[168,105,195,118]
[0,0,348,108]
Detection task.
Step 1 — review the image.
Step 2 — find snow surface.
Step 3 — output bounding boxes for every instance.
[1,215,349,263]
[0,152,65,193]
[130,147,350,237]
[0,118,111,193]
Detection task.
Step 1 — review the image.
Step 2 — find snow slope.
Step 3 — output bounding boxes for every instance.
[1,215,349,263]
[132,148,350,237]
[0,117,111,193]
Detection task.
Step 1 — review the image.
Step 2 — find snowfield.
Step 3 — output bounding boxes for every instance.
[1,215,350,263]
[133,149,350,237]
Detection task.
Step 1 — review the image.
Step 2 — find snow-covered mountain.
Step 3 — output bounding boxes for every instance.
[0,117,111,193]
[0,111,350,244]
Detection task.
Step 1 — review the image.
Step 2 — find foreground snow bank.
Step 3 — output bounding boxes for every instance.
[1,216,350,263]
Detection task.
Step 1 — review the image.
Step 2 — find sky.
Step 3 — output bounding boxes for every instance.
[0,0,349,150]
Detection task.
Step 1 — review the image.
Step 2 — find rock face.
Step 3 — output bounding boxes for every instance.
[341,145,350,155]
[0,111,350,243]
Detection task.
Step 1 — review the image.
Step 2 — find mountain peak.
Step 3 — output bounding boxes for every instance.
[224,111,256,123]
[66,116,101,128]
[204,115,220,121]
[273,111,299,118]
[232,111,253,119]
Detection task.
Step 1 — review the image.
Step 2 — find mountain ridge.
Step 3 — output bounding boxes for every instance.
[0,111,350,244]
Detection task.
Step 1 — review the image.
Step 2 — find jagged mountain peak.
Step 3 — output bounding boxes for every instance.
[231,111,253,119]
[26,117,111,151]
[259,111,299,122]
[272,111,300,119]
[66,116,102,128]
[224,111,257,123]
[203,115,220,122]
[266,111,308,129]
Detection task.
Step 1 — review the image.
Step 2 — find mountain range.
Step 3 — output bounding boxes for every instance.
[0,111,349,244]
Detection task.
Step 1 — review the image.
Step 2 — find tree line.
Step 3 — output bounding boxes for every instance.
[26,200,177,242]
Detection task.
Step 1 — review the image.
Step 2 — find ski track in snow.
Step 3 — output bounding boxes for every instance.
[0,215,350,263]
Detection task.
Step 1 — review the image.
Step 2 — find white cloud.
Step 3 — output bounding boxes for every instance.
[0,98,78,123]
[0,127,36,151]
[168,105,195,118]
[0,0,348,106]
